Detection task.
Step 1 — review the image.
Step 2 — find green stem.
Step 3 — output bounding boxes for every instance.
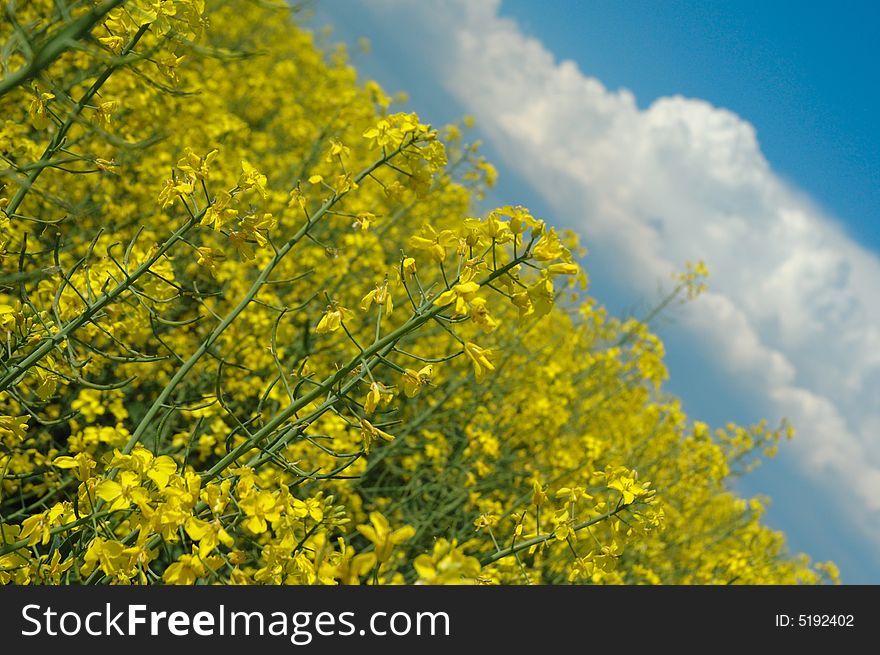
[6,21,150,219]
[204,251,530,482]
[0,0,125,100]
[0,214,198,392]
[479,504,628,566]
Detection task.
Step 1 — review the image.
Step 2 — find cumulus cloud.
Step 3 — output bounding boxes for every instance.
[330,0,880,534]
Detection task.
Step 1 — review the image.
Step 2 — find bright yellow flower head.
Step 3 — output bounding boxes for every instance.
[315,305,348,334]
[356,512,415,563]
[401,365,433,398]
[464,342,495,383]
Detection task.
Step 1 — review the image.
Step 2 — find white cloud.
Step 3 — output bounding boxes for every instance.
[336,0,880,536]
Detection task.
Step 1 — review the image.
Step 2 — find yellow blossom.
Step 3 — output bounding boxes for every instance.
[363,381,393,416]
[361,284,393,317]
[239,159,268,198]
[359,418,395,453]
[315,305,348,333]
[401,365,433,397]
[433,281,480,316]
[356,512,415,563]
[464,342,495,383]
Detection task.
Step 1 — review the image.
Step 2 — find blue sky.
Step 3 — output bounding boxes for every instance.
[310,0,880,583]
[499,0,880,253]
